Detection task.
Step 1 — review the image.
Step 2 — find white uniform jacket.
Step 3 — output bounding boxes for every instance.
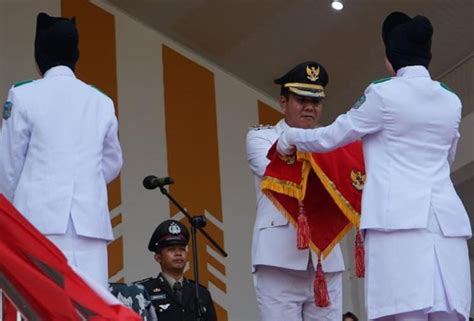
[0,66,123,240]
[246,119,345,272]
[285,66,471,237]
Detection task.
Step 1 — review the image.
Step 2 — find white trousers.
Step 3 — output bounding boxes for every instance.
[254,264,342,321]
[46,218,109,289]
[372,309,463,321]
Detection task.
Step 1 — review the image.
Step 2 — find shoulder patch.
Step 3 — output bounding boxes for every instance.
[14,79,34,88]
[133,277,153,285]
[351,94,366,110]
[372,77,391,85]
[248,124,273,131]
[440,82,456,95]
[3,101,13,120]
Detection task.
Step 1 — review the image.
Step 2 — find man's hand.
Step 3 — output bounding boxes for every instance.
[277,130,296,156]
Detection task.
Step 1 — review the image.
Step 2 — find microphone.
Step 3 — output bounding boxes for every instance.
[143,175,174,190]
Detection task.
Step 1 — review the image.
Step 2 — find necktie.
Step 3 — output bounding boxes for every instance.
[173,281,183,304]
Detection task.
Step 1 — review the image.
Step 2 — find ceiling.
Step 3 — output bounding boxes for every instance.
[109,0,474,123]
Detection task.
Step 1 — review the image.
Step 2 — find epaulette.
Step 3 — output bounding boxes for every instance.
[248,124,273,131]
[13,79,34,88]
[133,277,153,284]
[371,77,391,85]
[90,85,110,98]
[440,82,456,95]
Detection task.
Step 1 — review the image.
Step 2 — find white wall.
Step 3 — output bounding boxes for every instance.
[0,1,60,105]
[446,55,474,173]
[214,73,280,321]
[98,2,270,319]
[109,2,169,282]
[439,53,474,317]
[0,1,6,98]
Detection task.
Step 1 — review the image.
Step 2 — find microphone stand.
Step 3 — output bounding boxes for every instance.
[158,185,227,321]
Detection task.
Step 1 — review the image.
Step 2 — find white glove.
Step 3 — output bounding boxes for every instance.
[277,129,296,156]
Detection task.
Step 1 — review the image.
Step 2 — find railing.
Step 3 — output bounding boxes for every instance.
[0,288,32,321]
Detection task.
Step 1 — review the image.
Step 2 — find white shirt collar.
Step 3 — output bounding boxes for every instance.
[275,119,290,133]
[396,65,431,79]
[161,272,184,289]
[43,66,76,79]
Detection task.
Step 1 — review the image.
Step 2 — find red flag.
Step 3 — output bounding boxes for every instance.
[0,194,141,321]
[261,141,365,258]
[261,141,366,306]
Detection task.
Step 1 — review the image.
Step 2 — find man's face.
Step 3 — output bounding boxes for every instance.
[280,93,323,129]
[155,245,187,273]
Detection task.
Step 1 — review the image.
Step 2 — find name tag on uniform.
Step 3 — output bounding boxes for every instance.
[151,294,166,300]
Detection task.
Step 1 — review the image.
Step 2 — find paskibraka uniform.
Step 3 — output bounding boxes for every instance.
[281,66,471,320]
[0,66,122,287]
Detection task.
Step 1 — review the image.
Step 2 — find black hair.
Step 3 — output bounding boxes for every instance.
[280,87,290,99]
[343,312,359,321]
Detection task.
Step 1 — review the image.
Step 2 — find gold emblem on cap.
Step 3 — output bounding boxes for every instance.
[306,66,320,82]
